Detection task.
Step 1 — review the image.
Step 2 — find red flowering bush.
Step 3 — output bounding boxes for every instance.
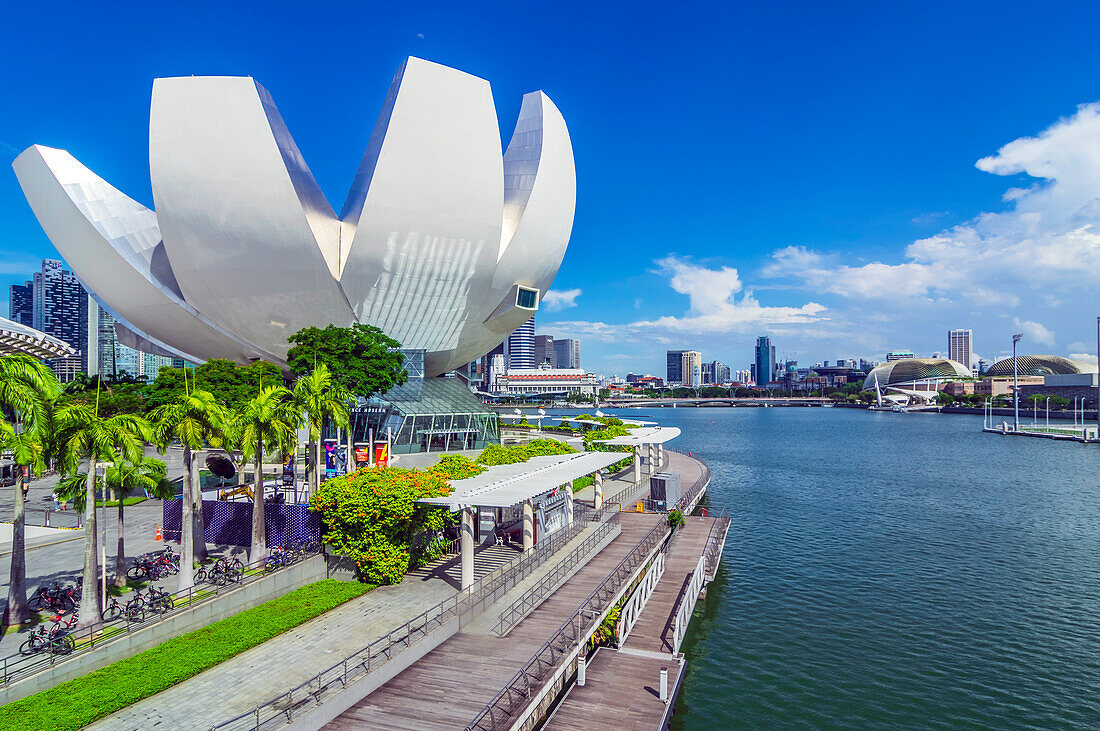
[310,467,453,585]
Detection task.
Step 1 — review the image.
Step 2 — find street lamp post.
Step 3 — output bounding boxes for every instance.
[1046,396,1050,431]
[1012,333,1023,432]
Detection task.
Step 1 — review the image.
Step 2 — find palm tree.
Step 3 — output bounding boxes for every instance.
[293,363,352,496]
[105,457,174,588]
[55,404,149,631]
[0,419,46,628]
[149,390,227,590]
[0,355,58,630]
[240,386,299,563]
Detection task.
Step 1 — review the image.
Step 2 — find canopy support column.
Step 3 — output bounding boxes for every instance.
[460,506,475,590]
[523,498,534,551]
[633,446,642,486]
[594,469,604,511]
[566,484,574,526]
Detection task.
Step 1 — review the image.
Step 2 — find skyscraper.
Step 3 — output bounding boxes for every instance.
[949,329,973,370]
[31,259,89,380]
[681,350,702,388]
[8,281,33,327]
[666,350,686,384]
[534,334,556,367]
[554,338,580,369]
[507,319,536,369]
[755,336,775,386]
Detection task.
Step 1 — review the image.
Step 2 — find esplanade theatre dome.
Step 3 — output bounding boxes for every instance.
[984,355,1096,378]
[863,358,971,390]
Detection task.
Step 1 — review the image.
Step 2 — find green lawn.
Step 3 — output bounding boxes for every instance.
[93,496,148,508]
[0,579,373,731]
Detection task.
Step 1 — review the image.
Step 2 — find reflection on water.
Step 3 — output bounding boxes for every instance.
[559,407,1100,729]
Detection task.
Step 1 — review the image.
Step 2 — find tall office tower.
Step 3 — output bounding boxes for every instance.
[700,361,715,384]
[664,351,682,384]
[31,259,89,380]
[948,329,973,370]
[680,350,702,388]
[755,336,775,386]
[8,281,33,326]
[533,335,556,367]
[555,338,580,369]
[714,361,731,384]
[507,319,536,369]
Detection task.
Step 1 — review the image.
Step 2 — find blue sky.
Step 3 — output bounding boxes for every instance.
[3,2,1100,376]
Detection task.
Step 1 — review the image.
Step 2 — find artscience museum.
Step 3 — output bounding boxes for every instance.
[12,56,576,381]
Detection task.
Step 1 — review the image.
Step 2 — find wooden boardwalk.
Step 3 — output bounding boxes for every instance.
[325,512,664,731]
[545,515,718,731]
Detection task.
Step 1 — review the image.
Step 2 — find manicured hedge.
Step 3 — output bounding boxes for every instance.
[0,580,372,731]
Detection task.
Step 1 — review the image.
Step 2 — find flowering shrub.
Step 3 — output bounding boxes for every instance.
[430,454,486,480]
[310,467,453,585]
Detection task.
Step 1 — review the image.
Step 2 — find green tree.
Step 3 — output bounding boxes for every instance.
[145,359,283,412]
[150,390,228,587]
[55,403,149,630]
[0,355,59,629]
[286,324,406,398]
[293,363,352,496]
[936,392,956,406]
[239,386,300,563]
[104,457,173,588]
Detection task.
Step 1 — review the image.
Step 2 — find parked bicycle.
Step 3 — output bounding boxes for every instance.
[127,548,180,581]
[196,556,245,586]
[126,586,173,616]
[19,618,75,656]
[27,582,79,614]
[104,595,146,623]
[264,545,300,572]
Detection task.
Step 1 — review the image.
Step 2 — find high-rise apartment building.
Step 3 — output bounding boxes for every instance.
[755,336,775,386]
[8,281,33,327]
[666,350,685,384]
[734,368,751,384]
[948,329,973,370]
[31,259,89,380]
[554,338,580,369]
[506,319,536,369]
[681,350,702,388]
[533,334,556,367]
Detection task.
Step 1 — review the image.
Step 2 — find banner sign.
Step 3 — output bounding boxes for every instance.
[324,440,348,479]
[374,442,389,468]
[282,455,295,486]
[354,443,371,467]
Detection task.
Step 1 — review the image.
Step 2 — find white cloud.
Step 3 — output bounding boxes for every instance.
[542,256,827,341]
[767,103,1100,307]
[1013,318,1055,346]
[541,288,581,312]
[633,256,827,333]
[1069,352,1098,366]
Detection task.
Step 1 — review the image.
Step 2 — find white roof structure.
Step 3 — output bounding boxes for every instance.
[14,57,576,376]
[618,418,657,427]
[594,425,681,446]
[0,316,76,359]
[421,451,624,511]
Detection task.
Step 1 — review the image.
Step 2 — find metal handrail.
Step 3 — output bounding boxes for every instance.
[0,549,310,688]
[671,555,705,654]
[211,498,612,731]
[496,516,620,635]
[465,517,670,731]
[703,508,730,579]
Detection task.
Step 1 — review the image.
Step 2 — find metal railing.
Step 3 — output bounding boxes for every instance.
[0,549,311,688]
[703,508,731,580]
[615,549,665,645]
[496,515,620,635]
[211,496,612,731]
[671,555,705,655]
[466,517,671,731]
[17,508,83,530]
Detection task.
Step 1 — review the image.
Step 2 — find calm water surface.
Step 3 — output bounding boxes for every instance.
[595,407,1100,729]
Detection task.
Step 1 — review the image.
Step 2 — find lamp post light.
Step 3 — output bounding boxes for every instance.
[1012,333,1023,432]
[1046,396,1050,432]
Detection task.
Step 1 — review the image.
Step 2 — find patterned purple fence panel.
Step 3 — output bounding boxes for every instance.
[162,499,321,547]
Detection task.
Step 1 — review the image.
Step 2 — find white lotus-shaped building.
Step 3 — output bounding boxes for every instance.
[13,57,575,377]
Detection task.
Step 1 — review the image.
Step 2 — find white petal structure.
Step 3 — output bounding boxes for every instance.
[13,58,576,377]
